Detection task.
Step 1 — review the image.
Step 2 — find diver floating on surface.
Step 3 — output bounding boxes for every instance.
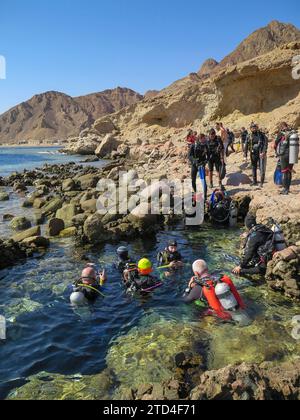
[70,265,106,306]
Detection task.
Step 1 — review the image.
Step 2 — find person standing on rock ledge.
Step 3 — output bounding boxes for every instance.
[207,129,225,190]
[189,133,209,200]
[274,122,297,195]
[216,122,229,154]
[240,127,249,156]
[244,123,268,188]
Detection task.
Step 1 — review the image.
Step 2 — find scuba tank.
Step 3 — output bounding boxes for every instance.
[271,222,287,252]
[215,282,238,311]
[289,132,299,165]
[229,201,238,228]
[70,291,88,306]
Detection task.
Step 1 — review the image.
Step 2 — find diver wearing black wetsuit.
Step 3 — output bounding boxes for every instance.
[275,124,294,195]
[244,124,268,187]
[235,214,274,276]
[189,136,209,198]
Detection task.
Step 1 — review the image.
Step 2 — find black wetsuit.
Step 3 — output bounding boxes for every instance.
[227,131,236,155]
[241,130,248,153]
[73,281,100,302]
[209,197,231,224]
[189,141,209,197]
[124,269,160,292]
[240,225,274,276]
[244,131,268,185]
[183,284,203,304]
[207,136,224,173]
[275,130,293,193]
[157,248,183,266]
[116,256,133,273]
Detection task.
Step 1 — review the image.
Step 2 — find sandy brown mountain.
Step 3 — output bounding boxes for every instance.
[0,87,143,144]
[197,20,300,77]
[64,21,300,156]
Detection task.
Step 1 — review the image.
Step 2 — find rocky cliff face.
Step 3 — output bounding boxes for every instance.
[65,40,300,155]
[0,88,143,144]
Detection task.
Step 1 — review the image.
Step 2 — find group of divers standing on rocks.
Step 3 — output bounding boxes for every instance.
[70,121,299,325]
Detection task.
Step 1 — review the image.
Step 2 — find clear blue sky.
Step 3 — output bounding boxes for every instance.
[0,0,299,114]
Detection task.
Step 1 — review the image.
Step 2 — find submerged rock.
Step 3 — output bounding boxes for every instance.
[0,297,43,320]
[0,192,10,201]
[107,316,205,390]
[207,320,300,370]
[7,370,113,400]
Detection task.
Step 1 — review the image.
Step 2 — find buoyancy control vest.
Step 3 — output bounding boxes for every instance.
[208,137,223,158]
[124,264,162,293]
[209,190,231,224]
[248,131,268,154]
[157,248,182,266]
[192,275,245,319]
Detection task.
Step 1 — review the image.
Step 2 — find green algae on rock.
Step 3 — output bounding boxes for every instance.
[7,371,113,400]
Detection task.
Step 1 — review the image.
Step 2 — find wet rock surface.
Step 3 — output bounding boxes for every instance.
[189,360,300,401]
[0,239,33,270]
[266,246,300,299]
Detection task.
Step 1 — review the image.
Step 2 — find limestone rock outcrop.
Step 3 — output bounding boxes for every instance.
[266,246,300,300]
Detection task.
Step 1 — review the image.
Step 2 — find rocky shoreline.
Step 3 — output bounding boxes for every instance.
[1,147,300,401]
[1,139,300,298]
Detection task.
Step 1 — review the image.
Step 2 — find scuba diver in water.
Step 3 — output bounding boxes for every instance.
[183,260,246,322]
[208,189,238,227]
[157,240,184,277]
[122,258,163,294]
[70,265,107,305]
[116,246,134,273]
[232,213,284,277]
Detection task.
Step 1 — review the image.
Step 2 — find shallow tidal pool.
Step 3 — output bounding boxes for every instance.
[0,223,299,400]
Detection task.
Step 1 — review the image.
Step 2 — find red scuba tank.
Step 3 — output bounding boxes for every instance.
[221,275,246,310]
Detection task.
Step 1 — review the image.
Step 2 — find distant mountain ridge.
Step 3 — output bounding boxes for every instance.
[0,87,143,144]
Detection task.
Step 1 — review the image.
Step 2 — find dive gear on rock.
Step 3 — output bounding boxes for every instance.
[209,189,232,225]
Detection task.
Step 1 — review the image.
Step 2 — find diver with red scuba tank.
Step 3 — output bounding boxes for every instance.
[183,260,247,323]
